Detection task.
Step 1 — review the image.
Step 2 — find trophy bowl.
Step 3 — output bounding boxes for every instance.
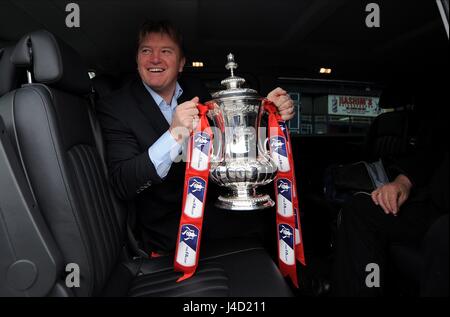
[205,54,278,210]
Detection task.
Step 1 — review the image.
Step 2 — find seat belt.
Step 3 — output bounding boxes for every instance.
[125,200,148,258]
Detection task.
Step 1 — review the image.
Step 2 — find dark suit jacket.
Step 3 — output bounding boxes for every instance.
[97,75,211,252]
[386,115,448,216]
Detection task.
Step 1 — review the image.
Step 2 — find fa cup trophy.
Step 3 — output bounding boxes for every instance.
[175,54,305,285]
[205,53,278,210]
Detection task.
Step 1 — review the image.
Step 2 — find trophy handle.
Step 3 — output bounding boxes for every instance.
[257,99,278,183]
[258,98,277,155]
[200,102,223,164]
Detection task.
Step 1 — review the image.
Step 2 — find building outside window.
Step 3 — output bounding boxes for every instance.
[282,79,384,136]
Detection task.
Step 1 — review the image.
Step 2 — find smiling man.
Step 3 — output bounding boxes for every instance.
[97,20,295,254]
[137,32,185,102]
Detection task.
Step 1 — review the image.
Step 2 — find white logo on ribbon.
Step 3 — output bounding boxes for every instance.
[191,132,210,171]
[194,134,209,147]
[177,225,199,267]
[277,179,293,217]
[181,227,198,241]
[189,179,205,193]
[271,136,290,172]
[271,138,284,151]
[278,224,295,265]
[280,225,293,239]
[184,177,205,218]
[278,180,290,194]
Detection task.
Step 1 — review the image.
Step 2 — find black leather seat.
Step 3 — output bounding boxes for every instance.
[363,85,420,161]
[1,44,64,297]
[0,29,292,297]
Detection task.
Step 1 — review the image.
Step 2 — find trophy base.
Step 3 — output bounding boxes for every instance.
[215,193,275,211]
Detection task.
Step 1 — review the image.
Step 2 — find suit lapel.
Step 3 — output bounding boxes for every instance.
[131,79,170,137]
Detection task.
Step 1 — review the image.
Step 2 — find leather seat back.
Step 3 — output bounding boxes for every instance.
[365,110,419,160]
[6,30,126,296]
[364,85,419,161]
[0,44,64,297]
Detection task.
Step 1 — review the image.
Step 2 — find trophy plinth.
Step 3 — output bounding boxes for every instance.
[216,188,275,211]
[206,54,278,211]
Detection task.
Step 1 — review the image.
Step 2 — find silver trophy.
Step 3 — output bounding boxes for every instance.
[206,53,278,210]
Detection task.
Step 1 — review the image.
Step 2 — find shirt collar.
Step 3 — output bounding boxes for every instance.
[142,81,183,108]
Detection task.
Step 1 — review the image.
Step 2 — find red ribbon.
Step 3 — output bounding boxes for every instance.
[264,99,306,288]
[174,100,306,287]
[174,104,213,281]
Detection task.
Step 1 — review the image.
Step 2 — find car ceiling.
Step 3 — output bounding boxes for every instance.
[0,0,448,83]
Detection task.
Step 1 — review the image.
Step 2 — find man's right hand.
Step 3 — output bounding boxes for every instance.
[169,97,200,143]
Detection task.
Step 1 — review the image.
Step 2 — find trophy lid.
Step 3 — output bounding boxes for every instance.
[211,53,259,100]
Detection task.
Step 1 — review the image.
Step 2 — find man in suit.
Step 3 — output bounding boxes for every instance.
[332,111,448,296]
[97,20,295,254]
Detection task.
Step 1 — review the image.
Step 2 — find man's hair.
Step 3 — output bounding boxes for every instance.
[137,20,184,57]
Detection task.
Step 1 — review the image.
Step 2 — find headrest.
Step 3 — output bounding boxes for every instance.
[11,30,91,95]
[0,46,23,96]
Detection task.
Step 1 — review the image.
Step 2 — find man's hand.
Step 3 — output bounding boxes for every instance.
[267,87,295,121]
[169,97,199,143]
[371,174,412,216]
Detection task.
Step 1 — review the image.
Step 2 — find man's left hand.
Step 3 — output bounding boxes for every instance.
[371,174,412,216]
[267,87,295,121]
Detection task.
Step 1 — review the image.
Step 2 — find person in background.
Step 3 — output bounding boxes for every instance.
[332,108,448,296]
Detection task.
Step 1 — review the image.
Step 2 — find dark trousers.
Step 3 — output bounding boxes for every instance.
[420,214,449,297]
[332,193,435,296]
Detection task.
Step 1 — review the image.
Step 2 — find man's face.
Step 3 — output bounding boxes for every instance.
[137,32,185,97]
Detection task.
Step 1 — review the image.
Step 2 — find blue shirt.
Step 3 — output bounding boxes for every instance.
[144,82,184,179]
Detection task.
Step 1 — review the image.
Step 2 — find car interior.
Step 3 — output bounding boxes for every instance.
[0,0,448,299]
